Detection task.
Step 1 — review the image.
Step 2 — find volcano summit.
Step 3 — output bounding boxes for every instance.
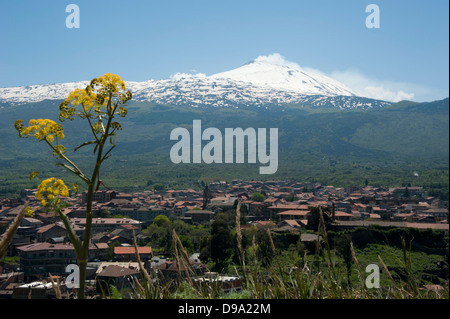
[0,54,390,110]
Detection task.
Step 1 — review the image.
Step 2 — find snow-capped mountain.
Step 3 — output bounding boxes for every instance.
[0,54,391,110]
[210,55,357,96]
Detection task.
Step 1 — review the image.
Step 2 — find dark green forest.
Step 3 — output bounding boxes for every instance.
[0,98,448,198]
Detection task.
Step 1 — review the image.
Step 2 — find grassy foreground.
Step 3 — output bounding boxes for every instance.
[90,211,449,300]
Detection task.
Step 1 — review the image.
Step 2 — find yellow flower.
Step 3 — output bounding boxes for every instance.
[25,207,35,217]
[35,177,70,207]
[60,73,130,122]
[15,118,64,143]
[58,72,132,130]
[95,73,126,92]
[65,88,96,109]
[117,106,128,117]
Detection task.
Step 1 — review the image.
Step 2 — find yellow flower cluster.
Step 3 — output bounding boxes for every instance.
[66,88,96,110]
[15,118,64,142]
[95,73,127,92]
[35,177,69,207]
[25,207,36,218]
[59,73,131,121]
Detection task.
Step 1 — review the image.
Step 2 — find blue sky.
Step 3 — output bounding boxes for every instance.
[0,0,448,102]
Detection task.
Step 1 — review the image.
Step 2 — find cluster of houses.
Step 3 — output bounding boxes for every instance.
[0,180,448,298]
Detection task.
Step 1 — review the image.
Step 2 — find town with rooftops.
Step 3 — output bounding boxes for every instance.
[0,179,448,299]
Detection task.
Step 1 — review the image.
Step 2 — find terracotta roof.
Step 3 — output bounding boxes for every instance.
[283,220,301,227]
[268,204,310,210]
[95,243,109,249]
[16,242,98,252]
[36,223,63,233]
[395,213,415,217]
[277,210,310,216]
[114,246,152,255]
[299,219,308,225]
[16,242,75,252]
[120,224,139,230]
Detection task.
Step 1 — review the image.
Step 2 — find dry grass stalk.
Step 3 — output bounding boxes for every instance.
[267,228,276,256]
[235,202,245,267]
[349,241,371,297]
[0,203,28,259]
[318,208,334,272]
[350,241,364,284]
[131,231,155,297]
[378,255,395,283]
[378,255,415,298]
[302,251,309,275]
[132,275,145,296]
[252,234,258,266]
[172,229,195,288]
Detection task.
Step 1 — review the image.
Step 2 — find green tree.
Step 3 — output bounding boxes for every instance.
[199,235,210,262]
[403,187,410,198]
[255,226,276,267]
[153,183,165,192]
[105,240,120,261]
[306,207,333,232]
[251,192,265,202]
[153,215,170,227]
[178,235,194,255]
[145,216,172,254]
[209,213,234,271]
[190,225,210,252]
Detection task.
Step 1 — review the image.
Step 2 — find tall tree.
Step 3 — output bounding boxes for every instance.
[307,206,333,232]
[255,227,276,267]
[251,192,265,202]
[209,213,234,271]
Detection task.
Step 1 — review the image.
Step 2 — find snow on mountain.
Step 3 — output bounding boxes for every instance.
[211,54,357,97]
[0,54,390,109]
[0,81,90,105]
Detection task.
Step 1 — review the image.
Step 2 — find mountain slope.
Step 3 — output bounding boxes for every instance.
[0,55,390,110]
[0,98,447,196]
